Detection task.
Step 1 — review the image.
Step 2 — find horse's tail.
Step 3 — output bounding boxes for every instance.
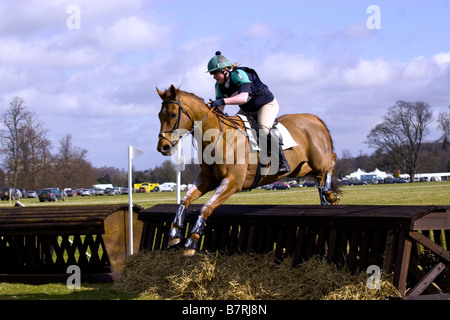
[331,178,344,196]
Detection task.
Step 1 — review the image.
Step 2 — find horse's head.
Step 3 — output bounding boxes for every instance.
[156,84,194,156]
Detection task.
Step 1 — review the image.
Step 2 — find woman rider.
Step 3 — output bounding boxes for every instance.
[207,51,290,174]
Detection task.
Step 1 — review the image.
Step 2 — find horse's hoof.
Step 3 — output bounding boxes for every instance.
[183,248,196,256]
[168,228,183,247]
[168,237,181,247]
[184,237,198,256]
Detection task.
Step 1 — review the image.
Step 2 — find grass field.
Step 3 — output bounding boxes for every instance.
[3,181,449,208]
[0,181,449,300]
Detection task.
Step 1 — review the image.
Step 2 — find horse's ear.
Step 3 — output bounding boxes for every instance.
[169,84,177,98]
[156,87,165,99]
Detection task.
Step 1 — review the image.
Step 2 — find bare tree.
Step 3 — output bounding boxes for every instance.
[18,112,51,189]
[437,108,449,151]
[55,134,95,188]
[0,97,30,186]
[0,97,53,189]
[366,100,433,182]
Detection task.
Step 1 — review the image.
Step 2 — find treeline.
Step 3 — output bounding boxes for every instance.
[0,97,96,190]
[334,141,449,180]
[0,97,200,190]
[336,101,449,181]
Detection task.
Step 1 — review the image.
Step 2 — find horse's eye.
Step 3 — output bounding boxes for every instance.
[170,113,177,119]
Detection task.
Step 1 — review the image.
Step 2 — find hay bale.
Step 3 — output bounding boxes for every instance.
[114,250,400,300]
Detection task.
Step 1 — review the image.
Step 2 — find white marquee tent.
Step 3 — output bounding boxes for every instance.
[346,168,389,181]
[346,168,450,182]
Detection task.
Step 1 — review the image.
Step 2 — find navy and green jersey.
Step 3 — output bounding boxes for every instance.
[215,67,274,112]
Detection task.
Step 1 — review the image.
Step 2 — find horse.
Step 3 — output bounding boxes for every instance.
[156,84,341,256]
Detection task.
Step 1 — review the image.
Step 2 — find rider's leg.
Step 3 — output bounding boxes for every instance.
[257,99,279,135]
[258,99,290,174]
[268,126,290,174]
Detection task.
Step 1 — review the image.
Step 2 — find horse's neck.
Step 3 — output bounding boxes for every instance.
[184,98,219,129]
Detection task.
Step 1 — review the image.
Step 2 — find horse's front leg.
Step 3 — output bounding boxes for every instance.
[184,176,239,256]
[168,181,213,247]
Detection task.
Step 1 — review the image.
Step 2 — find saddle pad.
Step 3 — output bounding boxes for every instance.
[237,115,298,151]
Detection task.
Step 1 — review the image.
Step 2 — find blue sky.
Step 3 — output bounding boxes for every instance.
[0,0,449,171]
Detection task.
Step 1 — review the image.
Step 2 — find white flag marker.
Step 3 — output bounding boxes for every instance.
[128,146,144,255]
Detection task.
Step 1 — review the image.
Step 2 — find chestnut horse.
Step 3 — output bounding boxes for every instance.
[157,85,340,256]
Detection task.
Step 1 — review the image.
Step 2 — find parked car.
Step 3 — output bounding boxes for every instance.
[19,189,28,198]
[384,177,407,184]
[271,182,290,190]
[0,187,20,201]
[38,188,65,202]
[104,187,116,195]
[94,188,105,196]
[302,181,318,187]
[155,182,176,192]
[79,189,91,196]
[258,183,274,190]
[66,189,77,197]
[27,190,38,198]
[348,180,368,186]
[112,187,122,195]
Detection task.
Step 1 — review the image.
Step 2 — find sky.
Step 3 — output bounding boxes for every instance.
[0,0,449,171]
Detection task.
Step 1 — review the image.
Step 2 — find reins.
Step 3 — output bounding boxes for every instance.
[158,95,246,147]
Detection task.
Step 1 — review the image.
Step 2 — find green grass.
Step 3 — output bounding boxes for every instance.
[0,181,449,300]
[4,181,448,208]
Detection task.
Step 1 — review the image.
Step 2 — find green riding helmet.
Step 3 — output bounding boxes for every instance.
[207,51,232,73]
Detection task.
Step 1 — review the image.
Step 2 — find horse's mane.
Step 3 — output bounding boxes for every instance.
[168,86,241,125]
[170,87,207,105]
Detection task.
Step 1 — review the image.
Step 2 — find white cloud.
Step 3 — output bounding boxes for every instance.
[0,37,103,69]
[342,58,397,87]
[244,22,276,39]
[95,16,171,51]
[260,53,322,86]
[433,52,450,65]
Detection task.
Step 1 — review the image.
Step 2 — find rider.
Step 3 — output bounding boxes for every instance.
[207,51,290,174]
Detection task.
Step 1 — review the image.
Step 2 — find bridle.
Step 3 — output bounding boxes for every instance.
[158,96,194,147]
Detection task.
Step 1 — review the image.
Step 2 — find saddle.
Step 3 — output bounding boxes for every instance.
[237,114,298,152]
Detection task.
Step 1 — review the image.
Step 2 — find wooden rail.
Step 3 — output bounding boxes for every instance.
[138,204,450,299]
[0,204,143,283]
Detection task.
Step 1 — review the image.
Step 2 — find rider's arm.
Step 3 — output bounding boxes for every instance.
[223,92,249,106]
[222,69,252,105]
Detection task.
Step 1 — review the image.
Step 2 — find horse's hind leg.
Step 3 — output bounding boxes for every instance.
[317,153,340,205]
[317,173,333,205]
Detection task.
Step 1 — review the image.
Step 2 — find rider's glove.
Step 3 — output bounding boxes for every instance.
[210,98,225,109]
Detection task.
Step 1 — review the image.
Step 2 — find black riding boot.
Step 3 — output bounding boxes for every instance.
[268,127,290,174]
